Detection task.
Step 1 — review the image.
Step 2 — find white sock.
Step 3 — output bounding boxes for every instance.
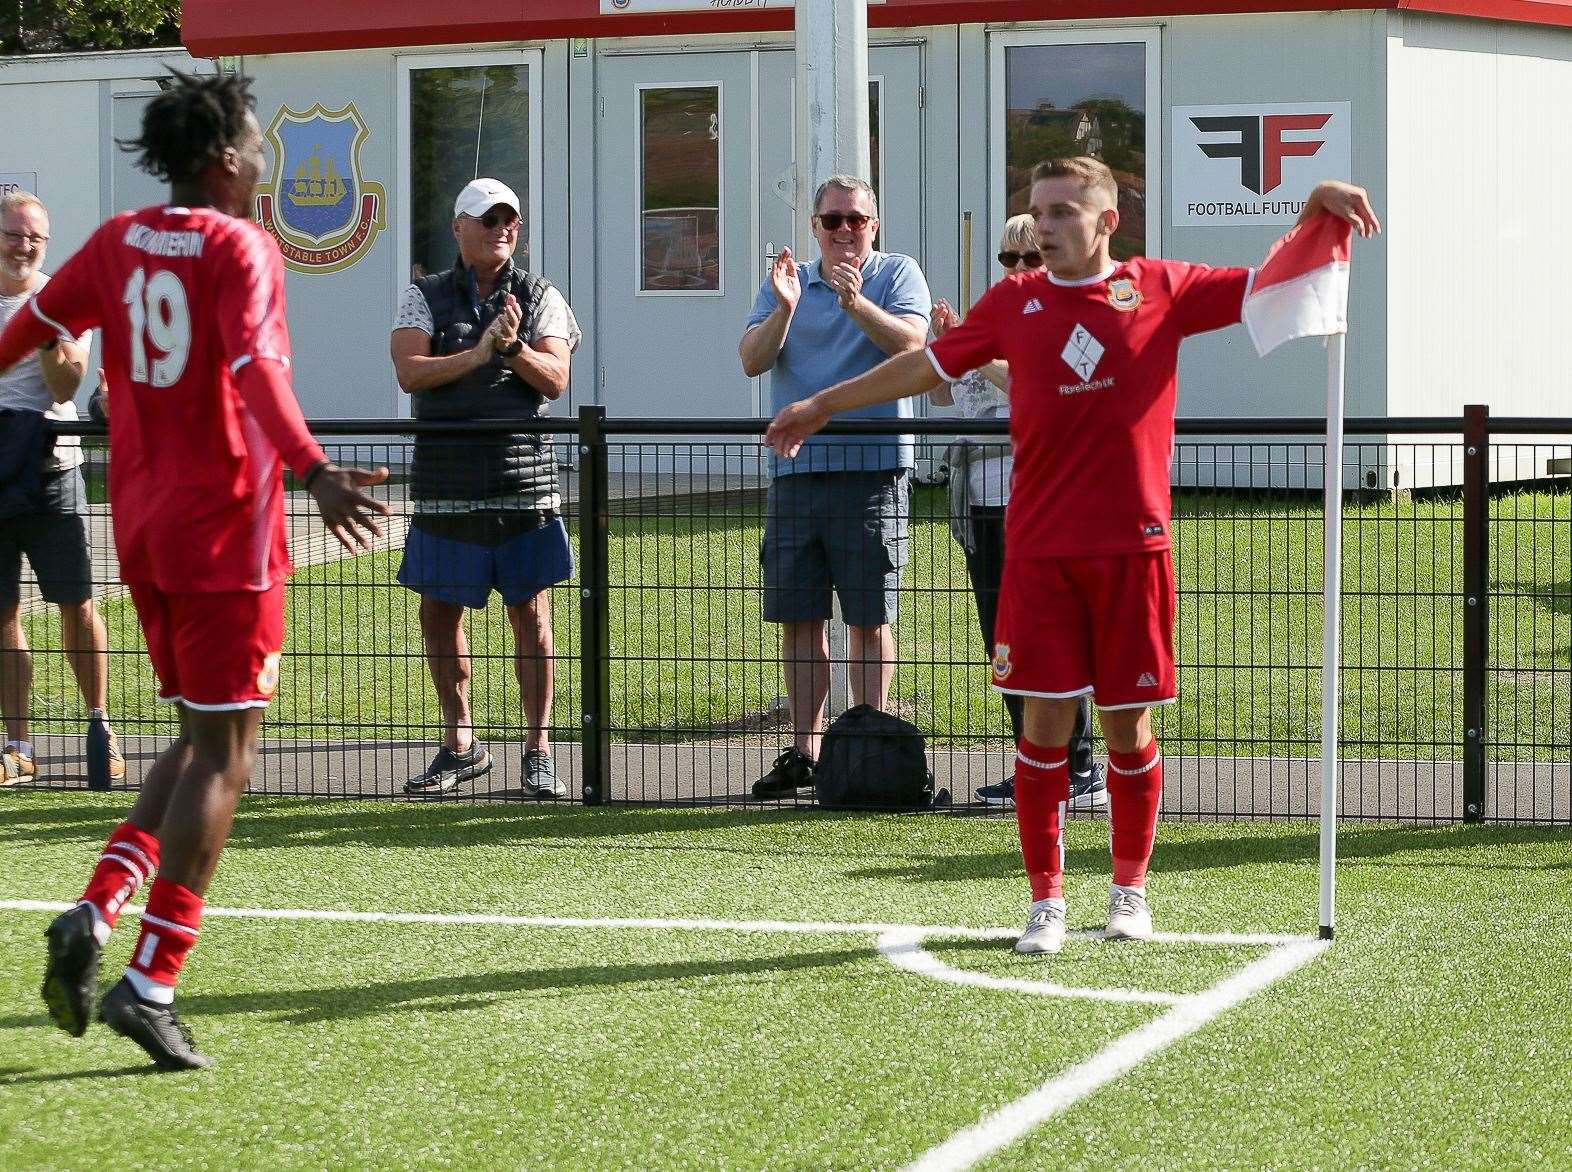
[1111,882,1147,899]
[1029,897,1067,912]
[89,708,108,723]
[79,901,111,946]
[124,967,175,1005]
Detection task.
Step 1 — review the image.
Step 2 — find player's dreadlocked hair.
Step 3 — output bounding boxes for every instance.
[119,69,257,185]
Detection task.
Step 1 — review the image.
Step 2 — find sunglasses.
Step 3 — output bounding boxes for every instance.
[815,212,872,231]
[467,209,520,232]
[997,250,1044,269]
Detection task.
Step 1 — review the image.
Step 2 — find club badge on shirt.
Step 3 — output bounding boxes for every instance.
[1107,279,1142,312]
[992,643,1012,681]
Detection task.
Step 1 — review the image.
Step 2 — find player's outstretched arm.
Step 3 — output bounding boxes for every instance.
[305,462,393,554]
[765,347,936,459]
[1299,181,1382,237]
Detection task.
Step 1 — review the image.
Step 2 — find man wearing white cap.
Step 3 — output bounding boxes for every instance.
[391,177,581,799]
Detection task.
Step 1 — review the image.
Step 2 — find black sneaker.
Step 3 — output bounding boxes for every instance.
[404,742,493,797]
[41,903,101,1037]
[99,977,214,1071]
[521,750,565,799]
[752,748,816,798]
[976,777,1015,808]
[1069,763,1109,811]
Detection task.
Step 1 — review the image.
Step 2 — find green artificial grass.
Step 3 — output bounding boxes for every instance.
[17,485,1569,759]
[0,794,1567,1169]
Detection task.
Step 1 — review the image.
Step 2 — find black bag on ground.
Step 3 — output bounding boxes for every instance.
[815,704,947,811]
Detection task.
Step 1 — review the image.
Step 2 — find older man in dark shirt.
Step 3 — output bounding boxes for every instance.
[391,178,580,799]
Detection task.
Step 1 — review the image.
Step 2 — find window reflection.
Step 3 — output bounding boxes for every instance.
[641,86,721,292]
[1004,44,1147,259]
[409,64,531,279]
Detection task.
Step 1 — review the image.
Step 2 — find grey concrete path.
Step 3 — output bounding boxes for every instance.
[10,731,1567,823]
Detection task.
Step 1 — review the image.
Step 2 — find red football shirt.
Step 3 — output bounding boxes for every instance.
[23,207,308,592]
[928,257,1251,557]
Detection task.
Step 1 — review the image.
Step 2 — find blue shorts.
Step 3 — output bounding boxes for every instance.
[761,469,910,627]
[398,511,574,609]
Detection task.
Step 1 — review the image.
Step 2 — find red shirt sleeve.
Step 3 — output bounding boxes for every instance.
[0,234,105,373]
[928,282,1008,381]
[213,222,293,373]
[211,223,320,479]
[235,359,325,481]
[1168,261,1253,337]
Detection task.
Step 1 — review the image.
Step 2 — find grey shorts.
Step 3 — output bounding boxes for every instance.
[0,469,92,609]
[762,469,910,627]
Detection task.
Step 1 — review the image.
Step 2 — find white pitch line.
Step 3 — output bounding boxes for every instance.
[877,929,1183,1006]
[901,937,1330,1172]
[0,900,1310,950]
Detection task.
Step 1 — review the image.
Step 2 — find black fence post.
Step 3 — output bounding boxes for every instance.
[1461,403,1490,823]
[577,405,611,805]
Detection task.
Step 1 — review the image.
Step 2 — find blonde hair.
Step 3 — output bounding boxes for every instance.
[0,190,46,221]
[1030,156,1118,209]
[999,213,1036,254]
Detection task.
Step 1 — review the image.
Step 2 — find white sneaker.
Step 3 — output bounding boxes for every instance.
[1014,899,1067,955]
[1105,885,1153,941]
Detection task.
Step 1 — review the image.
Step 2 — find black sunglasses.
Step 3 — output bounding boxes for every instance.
[998,250,1044,269]
[468,209,519,231]
[816,212,872,231]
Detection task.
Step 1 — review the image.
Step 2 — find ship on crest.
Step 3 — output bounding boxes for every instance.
[289,147,347,206]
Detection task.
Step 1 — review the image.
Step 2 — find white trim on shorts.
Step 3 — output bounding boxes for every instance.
[1096,696,1178,711]
[180,697,272,713]
[991,683,1095,699]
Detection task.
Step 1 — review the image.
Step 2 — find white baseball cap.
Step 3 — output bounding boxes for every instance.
[453,178,520,219]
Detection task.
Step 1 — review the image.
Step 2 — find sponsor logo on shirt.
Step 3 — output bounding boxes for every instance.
[1137,671,1159,688]
[1021,297,1045,315]
[1143,523,1165,538]
[1107,278,1142,312]
[992,643,1012,681]
[1058,324,1113,394]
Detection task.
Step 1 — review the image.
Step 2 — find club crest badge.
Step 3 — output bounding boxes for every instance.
[255,103,386,274]
[1107,278,1143,312]
[991,643,1012,681]
[257,652,282,696]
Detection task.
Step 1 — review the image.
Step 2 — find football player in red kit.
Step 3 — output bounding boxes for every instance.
[0,70,390,1067]
[767,156,1378,954]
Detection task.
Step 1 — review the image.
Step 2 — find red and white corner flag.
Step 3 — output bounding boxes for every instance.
[1243,211,1353,357]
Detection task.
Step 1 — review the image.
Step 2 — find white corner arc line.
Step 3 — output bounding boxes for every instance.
[878,930,1182,1006]
[900,938,1330,1172]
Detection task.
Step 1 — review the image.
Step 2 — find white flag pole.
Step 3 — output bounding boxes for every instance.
[1318,331,1347,941]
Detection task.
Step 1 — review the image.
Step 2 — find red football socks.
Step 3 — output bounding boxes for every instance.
[126,878,204,1000]
[1014,738,1071,902]
[1108,739,1163,889]
[79,822,160,933]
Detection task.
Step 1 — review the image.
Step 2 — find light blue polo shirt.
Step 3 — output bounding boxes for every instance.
[748,250,931,477]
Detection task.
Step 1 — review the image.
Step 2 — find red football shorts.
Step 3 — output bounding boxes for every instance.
[990,551,1176,710]
[128,582,286,711]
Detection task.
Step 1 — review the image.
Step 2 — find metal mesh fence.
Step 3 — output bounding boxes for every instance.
[6,413,1567,822]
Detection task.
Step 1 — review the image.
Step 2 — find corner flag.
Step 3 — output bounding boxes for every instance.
[1246,209,1355,941]
[1243,211,1352,357]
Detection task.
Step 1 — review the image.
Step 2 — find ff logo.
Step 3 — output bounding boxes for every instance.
[1190,113,1331,195]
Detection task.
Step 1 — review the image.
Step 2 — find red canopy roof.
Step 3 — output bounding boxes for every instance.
[182,0,1572,57]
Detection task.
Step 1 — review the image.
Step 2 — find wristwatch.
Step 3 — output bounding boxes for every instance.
[497,338,524,358]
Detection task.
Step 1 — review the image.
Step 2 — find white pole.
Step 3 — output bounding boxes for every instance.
[796,0,870,718]
[1318,332,1347,941]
